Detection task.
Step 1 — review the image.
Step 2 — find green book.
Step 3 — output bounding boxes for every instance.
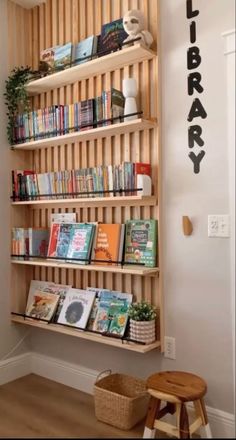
[66,223,95,264]
[124,219,157,268]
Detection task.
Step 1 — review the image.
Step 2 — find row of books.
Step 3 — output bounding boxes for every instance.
[12,162,151,201]
[13,88,125,144]
[38,18,128,73]
[24,280,134,337]
[12,219,157,268]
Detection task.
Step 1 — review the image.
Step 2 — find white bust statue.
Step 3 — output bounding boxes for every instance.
[122,9,153,49]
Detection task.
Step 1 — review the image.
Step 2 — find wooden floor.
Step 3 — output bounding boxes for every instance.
[0,374,146,438]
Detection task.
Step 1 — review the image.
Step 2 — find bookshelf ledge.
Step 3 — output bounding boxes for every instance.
[12,195,157,208]
[26,44,157,95]
[11,118,157,150]
[11,315,160,353]
[11,258,159,276]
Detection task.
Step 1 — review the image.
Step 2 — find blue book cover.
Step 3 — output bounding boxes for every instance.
[73,35,98,65]
[55,223,74,259]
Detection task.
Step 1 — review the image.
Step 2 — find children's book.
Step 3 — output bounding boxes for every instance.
[107,299,130,337]
[26,280,56,312]
[57,288,96,329]
[25,290,59,321]
[66,223,95,264]
[99,18,128,54]
[85,287,111,331]
[124,219,157,267]
[92,223,122,265]
[47,223,60,258]
[40,42,72,71]
[28,227,50,257]
[50,213,76,224]
[26,280,71,323]
[55,223,74,259]
[73,35,98,65]
[92,290,132,334]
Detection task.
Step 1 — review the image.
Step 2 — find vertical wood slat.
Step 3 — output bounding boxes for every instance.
[8,0,161,345]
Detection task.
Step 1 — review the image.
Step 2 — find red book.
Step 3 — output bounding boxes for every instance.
[47,223,60,257]
[134,163,151,195]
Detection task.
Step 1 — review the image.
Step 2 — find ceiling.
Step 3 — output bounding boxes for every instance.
[12,0,45,8]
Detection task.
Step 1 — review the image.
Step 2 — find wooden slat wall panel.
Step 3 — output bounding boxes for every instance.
[8,0,162,346]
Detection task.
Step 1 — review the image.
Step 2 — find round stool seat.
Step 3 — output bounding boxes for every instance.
[146,371,207,402]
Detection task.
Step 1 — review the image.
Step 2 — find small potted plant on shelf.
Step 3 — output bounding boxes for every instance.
[128,301,157,344]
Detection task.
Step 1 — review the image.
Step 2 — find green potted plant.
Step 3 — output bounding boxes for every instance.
[128,301,157,344]
[4,66,33,145]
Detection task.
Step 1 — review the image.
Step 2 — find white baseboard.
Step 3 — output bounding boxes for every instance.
[0,352,31,385]
[0,352,235,438]
[31,352,99,395]
[186,403,235,439]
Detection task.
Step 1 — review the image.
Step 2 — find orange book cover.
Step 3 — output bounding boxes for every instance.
[92,224,121,265]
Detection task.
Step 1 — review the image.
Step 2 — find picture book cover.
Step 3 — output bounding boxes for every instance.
[66,223,95,264]
[25,290,59,321]
[92,290,132,334]
[107,299,130,337]
[86,287,111,331]
[28,228,50,257]
[55,223,74,259]
[57,288,96,329]
[26,279,56,313]
[40,42,72,71]
[99,18,128,54]
[92,223,122,265]
[124,219,157,267]
[73,35,98,65]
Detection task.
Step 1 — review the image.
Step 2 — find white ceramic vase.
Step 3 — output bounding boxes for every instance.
[129,319,156,344]
[122,78,138,121]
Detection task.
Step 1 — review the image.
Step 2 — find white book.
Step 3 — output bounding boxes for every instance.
[57,288,96,329]
[50,212,76,224]
[26,280,56,315]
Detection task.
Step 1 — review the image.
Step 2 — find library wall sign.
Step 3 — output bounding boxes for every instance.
[186,0,207,174]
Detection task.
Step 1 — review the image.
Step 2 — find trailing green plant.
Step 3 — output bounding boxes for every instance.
[4,66,33,145]
[128,301,157,321]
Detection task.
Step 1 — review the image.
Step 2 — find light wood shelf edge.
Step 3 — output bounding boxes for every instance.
[11,119,157,150]
[12,195,157,208]
[26,44,157,95]
[11,316,161,353]
[11,259,159,276]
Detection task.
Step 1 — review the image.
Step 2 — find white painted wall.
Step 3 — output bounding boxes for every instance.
[0,0,30,365]
[222,28,235,412]
[29,0,235,417]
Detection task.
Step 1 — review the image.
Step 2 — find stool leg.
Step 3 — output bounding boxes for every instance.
[143,396,161,438]
[178,403,190,438]
[194,399,212,438]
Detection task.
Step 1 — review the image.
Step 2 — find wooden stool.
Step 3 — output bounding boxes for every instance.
[143,371,212,439]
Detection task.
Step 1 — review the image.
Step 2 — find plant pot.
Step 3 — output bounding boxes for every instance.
[129,319,156,344]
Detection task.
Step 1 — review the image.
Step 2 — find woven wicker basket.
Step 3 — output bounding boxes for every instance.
[94,370,150,430]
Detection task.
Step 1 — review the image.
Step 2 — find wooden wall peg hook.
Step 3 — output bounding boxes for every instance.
[182,216,193,236]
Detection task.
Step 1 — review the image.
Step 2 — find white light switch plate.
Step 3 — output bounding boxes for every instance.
[208,215,230,237]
